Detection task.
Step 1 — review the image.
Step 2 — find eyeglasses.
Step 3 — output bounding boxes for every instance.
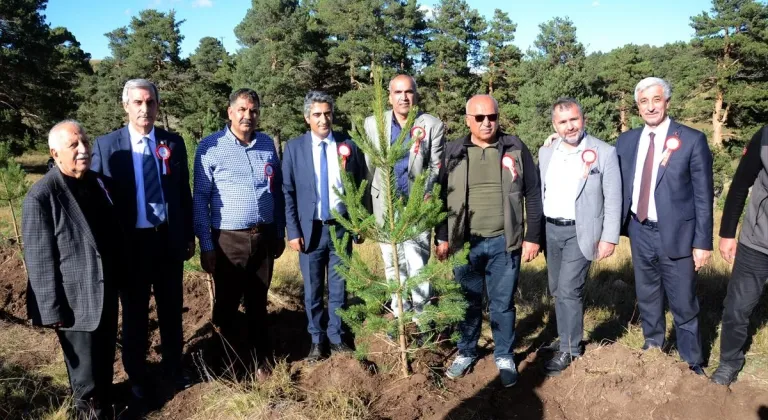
[467,113,498,123]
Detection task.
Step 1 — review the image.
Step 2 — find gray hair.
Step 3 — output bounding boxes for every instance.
[122,79,159,104]
[551,98,583,120]
[388,74,419,92]
[634,77,671,103]
[48,120,86,150]
[303,91,334,117]
[465,95,499,114]
[229,88,260,108]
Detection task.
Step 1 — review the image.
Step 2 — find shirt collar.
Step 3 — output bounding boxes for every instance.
[642,117,671,140]
[128,124,156,145]
[554,136,587,154]
[311,131,335,146]
[225,124,259,146]
[391,110,422,129]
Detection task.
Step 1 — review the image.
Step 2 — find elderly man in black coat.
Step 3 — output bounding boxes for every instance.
[24,120,122,419]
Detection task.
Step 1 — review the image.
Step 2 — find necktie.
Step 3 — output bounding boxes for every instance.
[636,132,655,222]
[320,141,330,221]
[142,138,165,226]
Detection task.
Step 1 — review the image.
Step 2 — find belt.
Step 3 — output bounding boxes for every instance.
[631,213,658,229]
[136,222,168,233]
[545,217,576,227]
[314,219,340,226]
[232,223,274,234]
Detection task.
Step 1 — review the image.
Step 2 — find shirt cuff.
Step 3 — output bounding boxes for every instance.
[199,236,214,253]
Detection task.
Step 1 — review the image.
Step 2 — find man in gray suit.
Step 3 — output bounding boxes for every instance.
[24,120,122,419]
[538,98,621,376]
[363,74,445,319]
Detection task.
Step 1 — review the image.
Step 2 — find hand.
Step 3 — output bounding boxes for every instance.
[543,133,558,147]
[719,238,737,264]
[200,251,216,274]
[693,248,712,272]
[289,237,304,252]
[522,241,540,262]
[436,241,449,261]
[273,238,286,259]
[185,241,196,261]
[47,321,64,329]
[596,241,616,261]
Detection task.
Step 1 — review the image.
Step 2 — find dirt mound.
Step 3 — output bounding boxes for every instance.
[299,354,380,398]
[0,247,28,321]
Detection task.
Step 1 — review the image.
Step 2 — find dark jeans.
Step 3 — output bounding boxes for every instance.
[454,234,521,360]
[299,221,351,345]
[121,226,184,388]
[545,224,592,355]
[628,217,703,365]
[720,242,768,368]
[212,227,275,364]
[58,283,118,419]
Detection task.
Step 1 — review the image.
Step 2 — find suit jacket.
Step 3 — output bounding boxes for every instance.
[616,119,714,258]
[363,111,445,226]
[91,126,194,261]
[538,135,622,261]
[282,131,367,247]
[23,169,115,332]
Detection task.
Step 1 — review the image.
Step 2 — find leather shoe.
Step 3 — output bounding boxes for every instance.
[306,342,324,362]
[689,364,706,376]
[330,342,353,354]
[542,351,578,377]
[711,362,742,385]
[642,341,662,351]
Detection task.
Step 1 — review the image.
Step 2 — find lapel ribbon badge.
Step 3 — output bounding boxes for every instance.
[155,143,172,175]
[581,149,597,179]
[502,154,518,182]
[264,163,274,193]
[410,126,426,155]
[96,178,113,205]
[661,132,681,167]
[338,143,351,170]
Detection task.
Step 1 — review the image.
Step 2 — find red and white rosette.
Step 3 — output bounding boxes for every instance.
[264,163,275,193]
[410,126,427,154]
[338,143,351,170]
[502,154,517,182]
[581,149,597,178]
[155,144,172,175]
[661,135,681,166]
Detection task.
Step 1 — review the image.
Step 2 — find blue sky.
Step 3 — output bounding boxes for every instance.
[45,0,713,59]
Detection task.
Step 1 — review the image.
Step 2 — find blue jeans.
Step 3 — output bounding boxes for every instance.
[454,234,521,359]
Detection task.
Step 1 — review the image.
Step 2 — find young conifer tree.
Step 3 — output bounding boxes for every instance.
[330,67,468,377]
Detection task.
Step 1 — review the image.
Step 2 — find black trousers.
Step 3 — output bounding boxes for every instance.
[720,242,768,368]
[120,226,184,388]
[212,227,275,364]
[58,285,118,419]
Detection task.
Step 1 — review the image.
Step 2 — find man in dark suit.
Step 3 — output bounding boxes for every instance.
[24,120,122,419]
[282,91,367,361]
[615,77,713,375]
[91,79,195,404]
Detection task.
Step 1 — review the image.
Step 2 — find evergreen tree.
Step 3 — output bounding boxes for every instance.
[596,45,652,134]
[480,9,522,131]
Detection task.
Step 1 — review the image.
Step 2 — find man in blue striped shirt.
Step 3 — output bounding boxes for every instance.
[193,88,285,378]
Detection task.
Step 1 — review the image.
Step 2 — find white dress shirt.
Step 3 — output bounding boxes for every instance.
[543,139,585,220]
[128,124,167,228]
[311,132,345,219]
[630,117,671,222]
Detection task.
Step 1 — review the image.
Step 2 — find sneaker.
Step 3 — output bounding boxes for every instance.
[496,357,518,387]
[446,355,476,379]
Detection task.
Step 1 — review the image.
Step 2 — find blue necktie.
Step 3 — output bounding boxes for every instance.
[142,139,164,226]
[320,141,330,221]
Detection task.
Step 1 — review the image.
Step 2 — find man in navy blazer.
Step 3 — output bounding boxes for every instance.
[91,79,194,406]
[616,77,713,374]
[282,91,367,361]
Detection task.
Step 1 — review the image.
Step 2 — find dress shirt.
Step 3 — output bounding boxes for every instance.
[311,132,344,219]
[391,115,411,197]
[543,139,585,220]
[631,117,671,222]
[193,126,285,253]
[128,124,166,228]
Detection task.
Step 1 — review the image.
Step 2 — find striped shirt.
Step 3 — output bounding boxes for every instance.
[193,126,285,253]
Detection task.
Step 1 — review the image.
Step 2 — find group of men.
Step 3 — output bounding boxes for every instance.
[23,74,767,418]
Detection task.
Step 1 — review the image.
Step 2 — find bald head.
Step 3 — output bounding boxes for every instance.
[388,74,419,120]
[465,95,500,144]
[48,120,90,179]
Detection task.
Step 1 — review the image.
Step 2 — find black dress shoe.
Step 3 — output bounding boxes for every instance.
[330,342,353,354]
[711,362,742,385]
[306,342,324,362]
[689,364,706,376]
[542,351,578,377]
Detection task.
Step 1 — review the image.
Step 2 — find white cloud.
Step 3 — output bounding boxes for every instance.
[419,5,435,20]
[592,1,600,7]
[192,0,213,7]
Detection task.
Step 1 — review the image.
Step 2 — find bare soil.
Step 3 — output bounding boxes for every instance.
[2,245,768,420]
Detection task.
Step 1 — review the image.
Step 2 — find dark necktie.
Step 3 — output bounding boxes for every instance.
[636,132,655,222]
[142,138,164,226]
[320,141,330,221]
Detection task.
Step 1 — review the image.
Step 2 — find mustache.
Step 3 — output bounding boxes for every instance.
[75,153,89,160]
[239,119,252,124]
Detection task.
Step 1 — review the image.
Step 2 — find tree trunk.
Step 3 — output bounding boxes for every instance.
[712,87,724,147]
[273,133,282,161]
